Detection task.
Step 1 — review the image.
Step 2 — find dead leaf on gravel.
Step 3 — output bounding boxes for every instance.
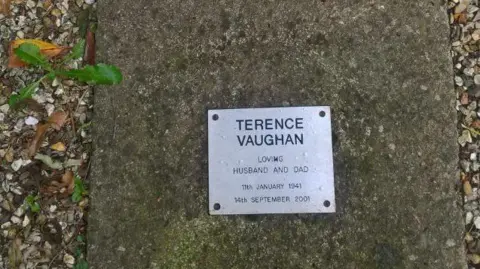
[43,0,52,8]
[4,148,13,162]
[47,111,68,130]
[85,30,96,65]
[8,39,70,68]
[454,13,468,24]
[472,120,480,129]
[8,238,21,268]
[63,170,75,194]
[28,124,49,157]
[20,98,45,113]
[51,142,66,152]
[27,111,68,158]
[464,180,473,197]
[0,0,11,15]
[41,170,74,196]
[34,153,63,170]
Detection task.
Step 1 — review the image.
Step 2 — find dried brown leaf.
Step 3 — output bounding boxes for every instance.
[20,98,45,113]
[472,120,480,129]
[469,254,480,265]
[47,111,68,130]
[43,0,52,8]
[50,142,66,152]
[454,13,468,24]
[8,39,70,68]
[8,238,22,268]
[40,171,74,196]
[0,0,11,15]
[464,180,473,197]
[4,148,13,163]
[84,30,96,65]
[62,170,75,194]
[28,124,49,157]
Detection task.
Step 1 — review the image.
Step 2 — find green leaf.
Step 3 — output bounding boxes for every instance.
[9,80,41,108]
[60,64,123,85]
[73,259,88,269]
[14,43,48,67]
[72,177,86,203]
[72,192,82,203]
[30,202,40,213]
[74,247,82,258]
[62,40,85,63]
[24,194,40,213]
[71,40,85,59]
[76,235,85,243]
[8,95,20,108]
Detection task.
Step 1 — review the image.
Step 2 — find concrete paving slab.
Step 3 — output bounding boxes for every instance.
[88,1,465,268]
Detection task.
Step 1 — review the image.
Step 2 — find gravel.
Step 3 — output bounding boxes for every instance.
[0,0,94,268]
[449,0,480,267]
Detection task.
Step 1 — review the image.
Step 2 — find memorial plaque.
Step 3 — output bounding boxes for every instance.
[208,107,335,215]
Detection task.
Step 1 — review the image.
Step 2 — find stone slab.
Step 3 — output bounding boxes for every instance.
[88,1,466,268]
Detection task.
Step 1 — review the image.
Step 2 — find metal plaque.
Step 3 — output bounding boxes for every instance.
[208,106,335,215]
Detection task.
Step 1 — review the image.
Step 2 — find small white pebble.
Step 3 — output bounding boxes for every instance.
[13,206,25,217]
[1,222,12,229]
[11,187,23,196]
[464,67,475,76]
[6,173,13,180]
[54,86,64,96]
[16,31,24,39]
[455,76,464,86]
[52,78,60,87]
[466,211,474,224]
[84,0,95,4]
[63,253,75,265]
[25,116,39,126]
[11,159,23,171]
[22,216,30,227]
[26,0,36,8]
[475,75,480,85]
[0,104,9,114]
[32,94,46,104]
[11,216,21,224]
[45,104,55,116]
[49,205,57,213]
[474,216,480,229]
[14,119,24,132]
[473,32,480,41]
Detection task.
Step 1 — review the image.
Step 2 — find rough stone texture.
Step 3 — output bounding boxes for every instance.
[88,1,465,268]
